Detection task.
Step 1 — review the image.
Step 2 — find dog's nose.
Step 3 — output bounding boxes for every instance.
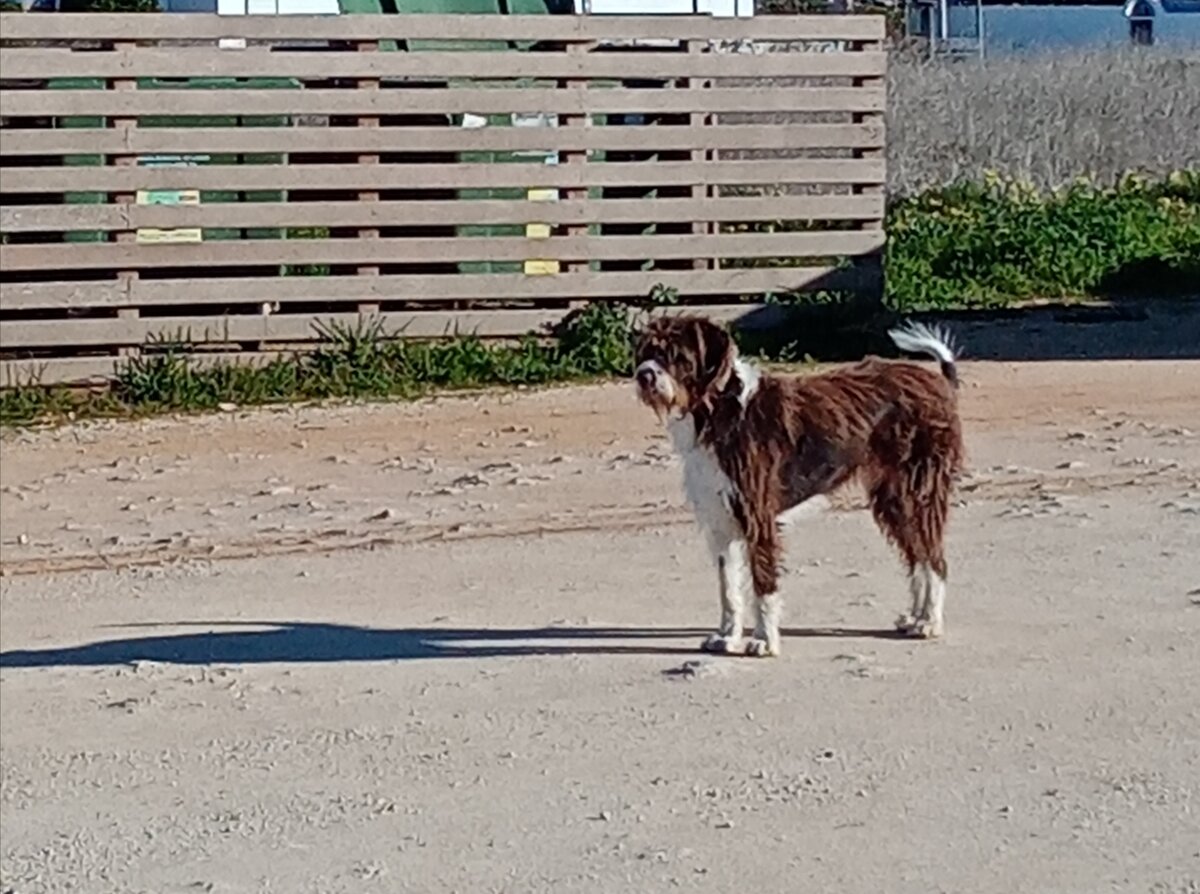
[636,367,656,389]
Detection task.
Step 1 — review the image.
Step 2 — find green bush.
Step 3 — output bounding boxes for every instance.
[886,170,1200,310]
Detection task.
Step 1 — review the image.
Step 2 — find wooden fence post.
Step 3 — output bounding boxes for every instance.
[688,38,714,272]
[110,40,139,359]
[355,38,381,316]
[851,25,886,304]
[561,38,593,303]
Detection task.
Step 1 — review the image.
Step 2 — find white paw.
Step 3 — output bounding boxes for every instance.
[905,619,944,639]
[894,613,918,632]
[701,633,744,654]
[744,637,779,658]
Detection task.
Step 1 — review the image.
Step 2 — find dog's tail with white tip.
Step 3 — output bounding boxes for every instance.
[888,321,959,388]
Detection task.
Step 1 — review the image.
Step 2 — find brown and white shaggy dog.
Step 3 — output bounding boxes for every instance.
[633,315,964,657]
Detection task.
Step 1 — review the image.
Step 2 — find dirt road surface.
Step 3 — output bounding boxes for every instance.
[2,359,1199,894]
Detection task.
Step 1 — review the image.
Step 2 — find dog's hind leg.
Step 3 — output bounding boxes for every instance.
[919,562,948,639]
[866,405,959,639]
[868,465,952,639]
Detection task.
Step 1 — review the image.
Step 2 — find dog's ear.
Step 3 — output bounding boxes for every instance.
[694,318,734,397]
[631,317,664,363]
[631,325,649,359]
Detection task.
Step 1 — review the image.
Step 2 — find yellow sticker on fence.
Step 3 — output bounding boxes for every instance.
[136,228,203,245]
[524,259,560,275]
[524,188,559,274]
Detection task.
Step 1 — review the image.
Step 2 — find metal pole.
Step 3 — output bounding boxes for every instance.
[978,0,986,60]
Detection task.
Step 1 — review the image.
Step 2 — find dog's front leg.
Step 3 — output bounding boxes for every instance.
[747,593,783,658]
[745,520,784,658]
[701,535,749,654]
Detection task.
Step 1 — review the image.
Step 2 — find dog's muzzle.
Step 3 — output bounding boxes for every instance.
[634,360,676,417]
[634,360,665,399]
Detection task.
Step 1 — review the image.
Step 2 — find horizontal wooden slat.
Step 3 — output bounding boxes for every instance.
[1,195,884,232]
[0,86,886,119]
[0,47,887,81]
[0,13,886,44]
[0,301,806,350]
[0,231,882,271]
[0,122,884,158]
[0,159,882,195]
[0,266,871,309]
[0,310,564,348]
[1,352,285,387]
[0,195,883,234]
[1,303,805,386]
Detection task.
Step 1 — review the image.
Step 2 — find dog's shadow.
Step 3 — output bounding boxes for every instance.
[0,621,905,669]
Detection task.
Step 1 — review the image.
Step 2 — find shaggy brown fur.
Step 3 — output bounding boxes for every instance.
[635,315,964,629]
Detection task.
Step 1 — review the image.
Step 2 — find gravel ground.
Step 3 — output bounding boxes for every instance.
[2,357,1199,894]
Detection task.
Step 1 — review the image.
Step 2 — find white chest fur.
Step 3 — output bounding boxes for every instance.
[662,357,761,546]
[667,415,740,546]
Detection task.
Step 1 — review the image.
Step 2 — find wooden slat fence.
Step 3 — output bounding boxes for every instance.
[0,12,887,386]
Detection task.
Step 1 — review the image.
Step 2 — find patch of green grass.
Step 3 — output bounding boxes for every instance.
[736,171,1199,311]
[886,170,1200,310]
[0,303,651,428]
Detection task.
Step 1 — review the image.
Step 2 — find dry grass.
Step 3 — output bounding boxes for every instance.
[887,48,1200,195]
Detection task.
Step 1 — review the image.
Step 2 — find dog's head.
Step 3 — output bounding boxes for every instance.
[633,315,735,421]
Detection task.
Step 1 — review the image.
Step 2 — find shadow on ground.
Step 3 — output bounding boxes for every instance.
[912,298,1200,362]
[733,297,1200,363]
[0,621,906,668]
